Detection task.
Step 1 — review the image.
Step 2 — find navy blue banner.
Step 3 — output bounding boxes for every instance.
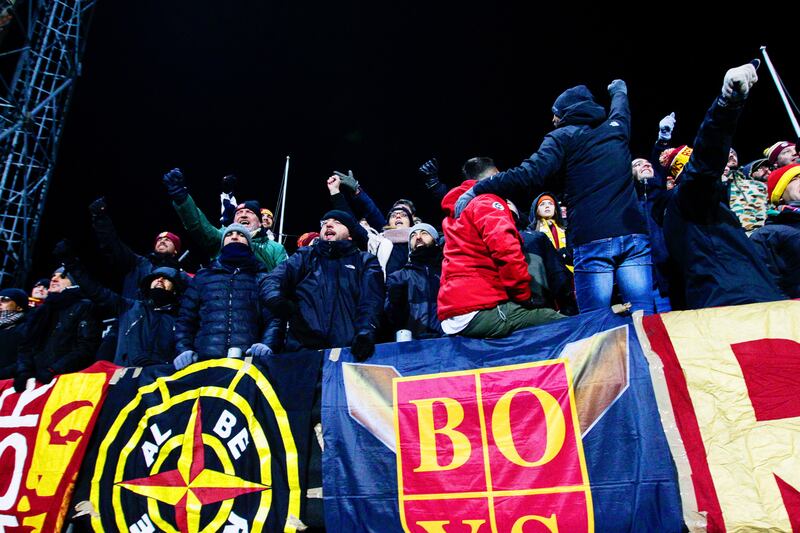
[322,310,682,532]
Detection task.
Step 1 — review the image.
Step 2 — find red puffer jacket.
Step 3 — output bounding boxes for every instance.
[438,180,532,320]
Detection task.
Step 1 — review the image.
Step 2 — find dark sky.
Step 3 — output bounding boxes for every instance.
[28,2,798,284]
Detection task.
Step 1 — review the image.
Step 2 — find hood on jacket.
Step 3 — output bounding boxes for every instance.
[551,85,606,128]
[527,191,565,229]
[141,266,183,295]
[441,180,478,218]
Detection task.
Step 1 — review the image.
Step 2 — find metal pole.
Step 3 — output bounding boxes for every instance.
[760,46,800,138]
[277,155,289,243]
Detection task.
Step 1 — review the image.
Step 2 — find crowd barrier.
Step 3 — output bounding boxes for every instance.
[1,301,798,532]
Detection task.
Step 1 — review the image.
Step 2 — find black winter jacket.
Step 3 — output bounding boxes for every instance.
[175,251,277,359]
[263,239,384,352]
[17,287,100,376]
[0,313,27,379]
[652,97,785,309]
[750,207,800,298]
[68,263,179,367]
[473,86,648,246]
[385,246,444,339]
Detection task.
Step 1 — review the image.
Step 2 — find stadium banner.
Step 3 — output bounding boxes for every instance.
[0,361,118,532]
[70,353,321,533]
[322,310,683,532]
[640,300,800,533]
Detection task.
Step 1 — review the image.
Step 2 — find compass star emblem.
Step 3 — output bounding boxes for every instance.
[117,398,269,532]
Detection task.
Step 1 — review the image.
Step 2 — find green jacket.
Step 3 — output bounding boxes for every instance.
[173,195,288,270]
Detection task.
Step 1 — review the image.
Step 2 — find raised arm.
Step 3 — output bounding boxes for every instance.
[162,168,223,256]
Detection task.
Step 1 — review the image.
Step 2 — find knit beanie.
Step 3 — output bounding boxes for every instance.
[763,141,795,165]
[0,288,29,310]
[296,232,319,248]
[551,85,594,117]
[391,198,417,215]
[408,223,439,250]
[386,205,414,224]
[234,200,261,218]
[154,231,182,254]
[767,163,800,204]
[661,145,693,178]
[221,223,252,248]
[536,194,556,209]
[321,210,358,238]
[53,266,77,285]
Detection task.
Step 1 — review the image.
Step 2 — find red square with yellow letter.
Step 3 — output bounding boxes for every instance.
[394,360,593,533]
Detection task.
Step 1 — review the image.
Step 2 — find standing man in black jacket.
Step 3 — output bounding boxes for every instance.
[263,210,384,360]
[651,61,785,309]
[174,224,277,369]
[385,223,444,339]
[454,80,655,315]
[14,266,100,392]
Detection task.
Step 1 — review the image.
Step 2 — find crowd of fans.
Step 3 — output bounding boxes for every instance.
[1,61,798,391]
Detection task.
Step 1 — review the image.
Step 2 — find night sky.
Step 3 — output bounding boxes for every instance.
[26,3,798,285]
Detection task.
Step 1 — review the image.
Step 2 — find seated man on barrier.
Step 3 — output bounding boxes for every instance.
[438,181,564,338]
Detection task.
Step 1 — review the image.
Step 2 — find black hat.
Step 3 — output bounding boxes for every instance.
[32,278,49,289]
[386,205,414,224]
[0,288,29,310]
[321,209,358,238]
[234,200,261,218]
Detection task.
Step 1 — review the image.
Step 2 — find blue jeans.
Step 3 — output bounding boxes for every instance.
[572,234,656,315]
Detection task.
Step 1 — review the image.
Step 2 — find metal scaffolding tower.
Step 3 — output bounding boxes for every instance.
[0,0,95,287]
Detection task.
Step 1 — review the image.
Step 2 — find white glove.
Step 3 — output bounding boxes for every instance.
[174,350,198,370]
[722,63,758,102]
[246,343,272,357]
[658,112,676,141]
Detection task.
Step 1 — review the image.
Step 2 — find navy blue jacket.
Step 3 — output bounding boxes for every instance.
[385,247,444,339]
[263,239,384,352]
[69,264,179,367]
[750,207,800,298]
[175,254,276,358]
[652,97,785,309]
[473,86,647,246]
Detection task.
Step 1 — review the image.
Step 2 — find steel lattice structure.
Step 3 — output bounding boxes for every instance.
[0,0,95,287]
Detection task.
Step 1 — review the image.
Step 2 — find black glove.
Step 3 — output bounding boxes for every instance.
[162,168,188,202]
[88,197,107,217]
[351,332,375,362]
[418,158,440,189]
[221,174,237,195]
[13,373,32,393]
[52,239,76,264]
[35,367,55,386]
[265,296,298,320]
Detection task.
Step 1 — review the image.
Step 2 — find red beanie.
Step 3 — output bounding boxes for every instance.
[154,231,182,254]
[767,163,800,204]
